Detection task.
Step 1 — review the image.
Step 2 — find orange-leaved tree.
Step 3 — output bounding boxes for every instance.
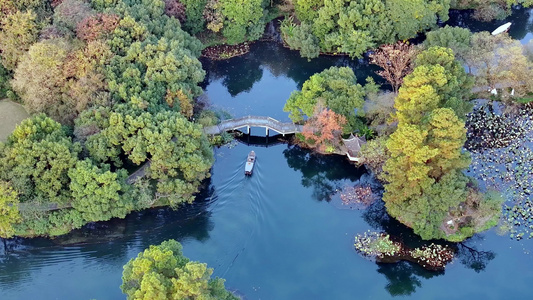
[302,108,346,152]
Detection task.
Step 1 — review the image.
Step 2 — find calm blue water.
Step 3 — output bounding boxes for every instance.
[2,7,533,300]
[2,143,532,299]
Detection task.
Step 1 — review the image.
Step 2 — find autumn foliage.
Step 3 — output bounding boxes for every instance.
[76,13,120,42]
[302,108,346,152]
[165,89,194,119]
[51,0,65,7]
[164,0,187,24]
[370,41,417,93]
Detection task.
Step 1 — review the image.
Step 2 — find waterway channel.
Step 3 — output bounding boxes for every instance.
[1,7,533,300]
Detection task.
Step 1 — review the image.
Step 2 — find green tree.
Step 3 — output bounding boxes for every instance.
[181,0,207,34]
[293,0,324,22]
[285,0,453,59]
[106,15,148,55]
[283,66,366,132]
[106,36,205,111]
[121,240,237,300]
[0,180,21,238]
[311,0,394,58]
[425,108,470,178]
[68,159,133,222]
[397,46,473,121]
[423,25,473,64]
[382,48,497,241]
[102,1,205,111]
[0,114,80,205]
[82,108,214,206]
[385,0,450,41]
[0,10,39,71]
[282,21,320,60]
[220,0,264,44]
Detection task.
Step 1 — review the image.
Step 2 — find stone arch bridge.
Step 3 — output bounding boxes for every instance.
[203,115,303,136]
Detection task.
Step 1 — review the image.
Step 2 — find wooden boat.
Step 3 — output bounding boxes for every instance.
[491,22,511,35]
[245,151,256,175]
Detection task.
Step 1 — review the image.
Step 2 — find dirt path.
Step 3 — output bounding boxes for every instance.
[0,99,29,142]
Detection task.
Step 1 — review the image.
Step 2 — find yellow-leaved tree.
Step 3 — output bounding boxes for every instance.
[121,240,237,300]
[382,47,501,241]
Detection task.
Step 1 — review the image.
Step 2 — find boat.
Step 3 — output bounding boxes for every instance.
[491,22,512,35]
[244,151,256,175]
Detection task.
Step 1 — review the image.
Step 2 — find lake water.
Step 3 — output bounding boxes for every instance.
[2,8,533,300]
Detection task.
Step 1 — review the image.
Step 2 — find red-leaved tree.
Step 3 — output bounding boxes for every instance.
[164,0,187,24]
[302,108,347,152]
[76,13,120,42]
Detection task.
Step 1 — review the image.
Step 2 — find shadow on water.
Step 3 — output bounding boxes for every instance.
[234,133,290,148]
[200,41,386,96]
[456,236,496,273]
[0,178,218,287]
[446,7,533,41]
[201,55,264,97]
[200,7,533,105]
[378,261,442,297]
[360,199,497,296]
[282,144,366,201]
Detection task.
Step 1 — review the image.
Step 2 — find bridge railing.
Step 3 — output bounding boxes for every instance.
[215,115,302,134]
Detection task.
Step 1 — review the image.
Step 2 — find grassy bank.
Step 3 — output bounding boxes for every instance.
[0,99,29,142]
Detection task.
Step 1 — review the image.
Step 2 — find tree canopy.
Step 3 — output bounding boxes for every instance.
[0,114,80,205]
[0,0,217,238]
[121,240,237,300]
[81,108,214,206]
[68,159,133,222]
[282,0,451,59]
[382,47,500,241]
[0,10,39,71]
[0,180,21,238]
[283,66,366,133]
[220,0,265,45]
[423,25,473,64]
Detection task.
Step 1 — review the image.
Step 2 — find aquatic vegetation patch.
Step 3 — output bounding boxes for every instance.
[465,104,526,150]
[201,42,251,60]
[465,102,533,240]
[354,232,401,258]
[410,244,454,269]
[354,231,455,271]
[340,185,375,208]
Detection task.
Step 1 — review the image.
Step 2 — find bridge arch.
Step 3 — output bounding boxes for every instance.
[203,116,303,136]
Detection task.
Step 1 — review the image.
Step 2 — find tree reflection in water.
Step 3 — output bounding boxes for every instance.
[201,41,384,98]
[282,142,498,296]
[282,144,365,201]
[0,179,216,287]
[446,7,533,42]
[378,261,442,296]
[201,56,264,97]
[364,202,496,296]
[457,237,496,273]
